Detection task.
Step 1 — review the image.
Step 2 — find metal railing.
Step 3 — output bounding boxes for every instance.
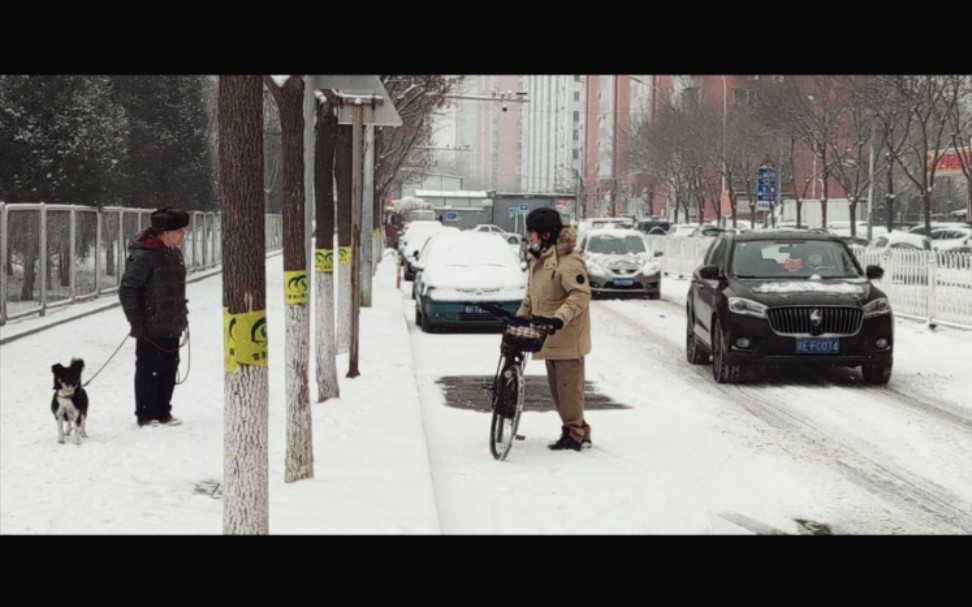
[1,202,283,325]
[647,234,972,330]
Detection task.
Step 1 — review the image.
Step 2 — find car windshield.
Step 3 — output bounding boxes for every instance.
[730,239,861,279]
[587,234,647,255]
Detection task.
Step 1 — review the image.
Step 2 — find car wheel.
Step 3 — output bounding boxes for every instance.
[861,361,892,385]
[420,305,434,333]
[711,321,740,384]
[414,303,422,326]
[686,309,708,365]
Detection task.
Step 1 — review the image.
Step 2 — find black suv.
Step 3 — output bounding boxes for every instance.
[686,231,894,384]
[636,219,672,235]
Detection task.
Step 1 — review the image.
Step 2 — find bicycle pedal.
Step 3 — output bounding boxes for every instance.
[515,434,526,441]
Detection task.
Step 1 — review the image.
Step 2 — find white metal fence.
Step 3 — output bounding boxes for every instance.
[647,235,972,330]
[1,203,283,325]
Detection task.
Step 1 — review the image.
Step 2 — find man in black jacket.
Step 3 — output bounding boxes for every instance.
[119,207,190,427]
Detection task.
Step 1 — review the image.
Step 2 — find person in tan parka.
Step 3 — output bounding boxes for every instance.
[517,207,592,451]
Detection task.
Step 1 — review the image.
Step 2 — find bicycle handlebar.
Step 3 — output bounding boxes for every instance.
[478,302,556,333]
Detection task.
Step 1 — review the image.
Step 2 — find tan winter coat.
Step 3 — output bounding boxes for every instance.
[517,226,591,360]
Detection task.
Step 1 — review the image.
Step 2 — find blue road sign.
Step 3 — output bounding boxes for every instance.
[444,211,459,222]
[519,204,530,212]
[756,166,777,212]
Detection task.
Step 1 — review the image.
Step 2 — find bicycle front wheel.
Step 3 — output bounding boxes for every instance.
[490,363,524,461]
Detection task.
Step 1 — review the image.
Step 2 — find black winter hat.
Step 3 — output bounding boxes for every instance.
[525,207,563,237]
[151,207,190,232]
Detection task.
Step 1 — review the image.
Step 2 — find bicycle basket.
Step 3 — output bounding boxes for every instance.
[502,323,548,353]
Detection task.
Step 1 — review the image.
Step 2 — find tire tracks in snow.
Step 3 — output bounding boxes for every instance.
[594,299,972,534]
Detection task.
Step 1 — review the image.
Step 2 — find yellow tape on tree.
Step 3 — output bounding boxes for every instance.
[338,246,351,266]
[315,248,333,273]
[224,308,268,372]
[283,270,309,304]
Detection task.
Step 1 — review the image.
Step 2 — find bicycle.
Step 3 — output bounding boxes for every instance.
[478,303,555,461]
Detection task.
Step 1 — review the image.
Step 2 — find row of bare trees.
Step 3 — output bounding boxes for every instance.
[218,75,459,534]
[629,75,972,236]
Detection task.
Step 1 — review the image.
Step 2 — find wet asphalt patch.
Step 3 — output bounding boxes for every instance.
[435,375,629,413]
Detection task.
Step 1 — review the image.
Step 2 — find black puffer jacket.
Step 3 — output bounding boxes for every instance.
[118,228,188,338]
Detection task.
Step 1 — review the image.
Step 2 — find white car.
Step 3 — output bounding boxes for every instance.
[866,232,931,253]
[412,231,527,332]
[930,227,972,251]
[578,228,663,299]
[400,223,458,281]
[665,223,700,237]
[470,223,525,246]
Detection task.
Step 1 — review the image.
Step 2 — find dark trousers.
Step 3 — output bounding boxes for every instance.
[134,337,181,422]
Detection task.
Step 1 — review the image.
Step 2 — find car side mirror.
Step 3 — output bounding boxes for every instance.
[412,250,420,260]
[865,264,884,280]
[697,264,720,280]
[654,250,664,257]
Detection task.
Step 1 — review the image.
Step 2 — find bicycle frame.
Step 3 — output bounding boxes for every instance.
[480,302,552,461]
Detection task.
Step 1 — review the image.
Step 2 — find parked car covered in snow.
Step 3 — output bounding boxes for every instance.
[399,223,458,281]
[412,231,527,332]
[578,228,663,299]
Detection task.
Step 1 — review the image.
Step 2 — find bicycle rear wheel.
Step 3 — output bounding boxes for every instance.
[490,363,524,461]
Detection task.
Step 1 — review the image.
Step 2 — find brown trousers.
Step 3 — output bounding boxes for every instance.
[544,358,591,443]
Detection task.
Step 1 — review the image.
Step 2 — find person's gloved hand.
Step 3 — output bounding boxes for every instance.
[532,315,564,334]
[129,322,146,339]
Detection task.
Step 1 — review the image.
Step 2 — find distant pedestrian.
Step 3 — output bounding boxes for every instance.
[518,207,593,450]
[118,207,190,427]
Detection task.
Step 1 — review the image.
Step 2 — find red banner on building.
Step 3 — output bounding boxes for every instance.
[927,148,971,175]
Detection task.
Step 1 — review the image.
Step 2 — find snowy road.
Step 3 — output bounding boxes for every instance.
[407,277,972,535]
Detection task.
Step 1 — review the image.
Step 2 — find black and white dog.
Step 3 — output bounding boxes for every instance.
[51,358,89,445]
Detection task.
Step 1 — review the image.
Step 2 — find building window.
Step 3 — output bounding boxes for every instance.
[573,150,579,160]
[772,75,785,83]
[574,91,580,102]
[678,87,699,111]
[575,75,582,82]
[733,88,756,107]
[573,130,579,140]
[573,110,579,122]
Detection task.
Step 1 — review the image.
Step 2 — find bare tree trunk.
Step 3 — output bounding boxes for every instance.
[315,99,340,402]
[21,254,35,300]
[314,101,341,402]
[268,76,313,483]
[335,125,353,355]
[886,161,895,233]
[105,238,115,277]
[219,75,268,535]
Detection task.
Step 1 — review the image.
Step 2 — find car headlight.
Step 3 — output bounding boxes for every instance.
[727,297,767,318]
[863,297,891,318]
[586,260,607,276]
[641,262,660,275]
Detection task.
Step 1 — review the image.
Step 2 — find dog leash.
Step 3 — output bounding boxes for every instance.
[82,327,191,388]
[82,334,130,388]
[143,328,191,385]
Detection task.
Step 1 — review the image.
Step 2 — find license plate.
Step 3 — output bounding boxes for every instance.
[795,338,839,354]
[464,304,485,314]
[614,279,634,286]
